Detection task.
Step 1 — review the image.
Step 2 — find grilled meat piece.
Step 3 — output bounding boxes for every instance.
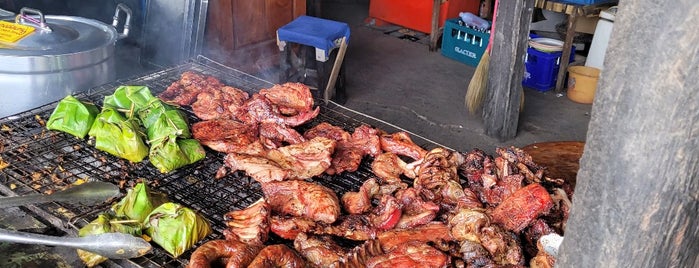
[261,180,340,224]
[270,215,318,240]
[304,122,351,142]
[266,137,335,179]
[379,132,427,161]
[294,233,348,268]
[491,183,554,233]
[223,153,288,183]
[414,148,464,190]
[259,82,314,115]
[335,239,384,268]
[351,124,382,158]
[394,188,440,229]
[259,122,305,149]
[192,119,259,153]
[366,241,450,268]
[247,244,307,268]
[235,94,319,127]
[479,225,524,266]
[159,71,221,106]
[342,178,380,215]
[459,240,494,267]
[371,152,416,184]
[223,198,270,246]
[448,208,490,243]
[191,86,249,120]
[304,122,363,175]
[321,214,378,241]
[187,239,262,268]
[377,222,454,252]
[368,194,402,231]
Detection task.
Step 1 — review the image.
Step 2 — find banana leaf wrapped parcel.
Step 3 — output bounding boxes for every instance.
[46,95,99,139]
[88,107,149,162]
[103,85,158,116]
[138,100,191,142]
[144,202,212,257]
[149,138,206,173]
[112,182,169,223]
[77,212,143,267]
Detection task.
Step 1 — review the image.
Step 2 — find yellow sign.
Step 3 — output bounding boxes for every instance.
[0,21,35,43]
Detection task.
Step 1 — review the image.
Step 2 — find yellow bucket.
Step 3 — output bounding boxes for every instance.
[567,66,600,104]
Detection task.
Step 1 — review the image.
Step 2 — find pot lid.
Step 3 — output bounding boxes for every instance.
[0,13,117,56]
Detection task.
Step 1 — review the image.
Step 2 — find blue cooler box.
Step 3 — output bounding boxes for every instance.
[522,46,575,92]
[441,18,490,66]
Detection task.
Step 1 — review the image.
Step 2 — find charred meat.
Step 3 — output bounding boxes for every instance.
[261,180,341,224]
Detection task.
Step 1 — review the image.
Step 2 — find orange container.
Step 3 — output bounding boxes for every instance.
[369,0,480,34]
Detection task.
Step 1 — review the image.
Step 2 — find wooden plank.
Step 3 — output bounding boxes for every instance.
[324,37,348,103]
[482,0,534,140]
[557,1,699,266]
[555,9,578,93]
[429,0,441,52]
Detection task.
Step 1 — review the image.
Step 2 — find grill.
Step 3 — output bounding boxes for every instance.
[0,56,447,267]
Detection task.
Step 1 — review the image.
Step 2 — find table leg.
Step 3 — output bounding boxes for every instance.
[555,9,578,93]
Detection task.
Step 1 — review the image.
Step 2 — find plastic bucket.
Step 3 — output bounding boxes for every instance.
[567,66,600,104]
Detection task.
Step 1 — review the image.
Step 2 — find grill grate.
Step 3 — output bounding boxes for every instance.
[0,56,446,267]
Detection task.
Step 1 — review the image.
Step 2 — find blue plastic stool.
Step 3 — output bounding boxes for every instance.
[277,16,350,103]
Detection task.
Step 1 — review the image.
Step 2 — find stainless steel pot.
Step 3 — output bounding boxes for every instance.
[0,4,132,118]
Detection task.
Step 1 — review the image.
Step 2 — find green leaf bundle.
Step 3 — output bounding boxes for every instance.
[112,182,169,223]
[144,202,212,257]
[88,107,149,162]
[46,95,99,139]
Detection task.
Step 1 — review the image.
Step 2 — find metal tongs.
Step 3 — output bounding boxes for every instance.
[0,181,120,208]
[0,181,152,259]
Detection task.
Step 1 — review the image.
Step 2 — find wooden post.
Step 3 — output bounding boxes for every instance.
[557,1,699,267]
[429,0,441,52]
[482,0,534,140]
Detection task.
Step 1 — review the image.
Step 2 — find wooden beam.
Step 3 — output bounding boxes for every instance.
[482,0,534,140]
[557,1,699,267]
[429,0,441,52]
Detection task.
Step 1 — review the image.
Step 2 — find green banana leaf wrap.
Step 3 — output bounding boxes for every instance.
[46,95,99,139]
[138,100,191,142]
[112,182,169,223]
[77,213,143,267]
[149,138,206,173]
[88,108,149,162]
[144,202,212,257]
[103,86,158,117]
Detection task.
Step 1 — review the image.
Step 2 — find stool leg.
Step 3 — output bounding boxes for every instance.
[324,37,348,104]
[279,45,291,83]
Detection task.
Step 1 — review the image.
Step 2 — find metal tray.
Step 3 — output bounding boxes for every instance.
[0,56,447,267]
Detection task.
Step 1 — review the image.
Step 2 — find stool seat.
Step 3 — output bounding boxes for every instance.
[277,16,350,104]
[277,16,350,62]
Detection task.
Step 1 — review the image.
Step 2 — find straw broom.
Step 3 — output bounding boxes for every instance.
[466,0,498,114]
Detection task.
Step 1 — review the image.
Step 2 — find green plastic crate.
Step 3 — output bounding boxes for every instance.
[440,18,490,66]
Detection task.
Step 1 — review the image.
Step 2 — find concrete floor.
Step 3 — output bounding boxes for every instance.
[319,1,592,154]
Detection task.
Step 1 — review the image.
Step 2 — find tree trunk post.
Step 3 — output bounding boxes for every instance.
[557,1,699,267]
[482,0,534,140]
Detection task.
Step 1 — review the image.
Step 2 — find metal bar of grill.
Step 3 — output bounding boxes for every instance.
[0,56,446,267]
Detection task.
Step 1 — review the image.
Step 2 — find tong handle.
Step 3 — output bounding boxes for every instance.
[0,228,151,259]
[0,181,120,208]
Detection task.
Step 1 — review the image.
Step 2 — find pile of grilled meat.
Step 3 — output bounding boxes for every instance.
[158,72,572,268]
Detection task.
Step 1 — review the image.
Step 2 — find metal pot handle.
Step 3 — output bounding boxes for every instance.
[112,3,132,39]
[17,7,52,32]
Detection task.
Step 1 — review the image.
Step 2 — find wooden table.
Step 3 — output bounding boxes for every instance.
[533,0,616,93]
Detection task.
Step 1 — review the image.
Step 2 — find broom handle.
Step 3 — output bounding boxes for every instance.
[485,0,499,53]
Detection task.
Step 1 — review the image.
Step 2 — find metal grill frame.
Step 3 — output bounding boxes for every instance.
[0,55,448,267]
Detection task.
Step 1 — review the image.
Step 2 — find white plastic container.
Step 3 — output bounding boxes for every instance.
[585,6,617,70]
